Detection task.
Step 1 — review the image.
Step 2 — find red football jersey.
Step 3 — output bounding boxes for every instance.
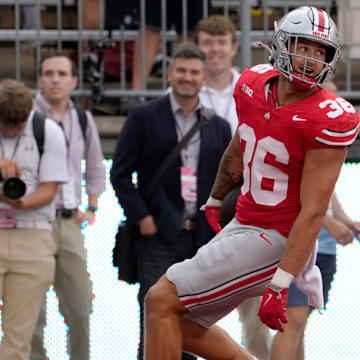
[234,64,360,237]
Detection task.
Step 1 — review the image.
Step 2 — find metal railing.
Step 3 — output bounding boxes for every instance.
[0,0,359,103]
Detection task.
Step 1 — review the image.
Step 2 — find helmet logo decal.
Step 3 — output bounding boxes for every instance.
[311,7,330,39]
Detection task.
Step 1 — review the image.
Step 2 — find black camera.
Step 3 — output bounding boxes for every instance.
[0,175,26,200]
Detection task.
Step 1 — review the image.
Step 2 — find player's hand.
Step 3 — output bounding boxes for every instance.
[258,287,289,332]
[203,196,223,234]
[205,205,222,234]
[200,195,222,234]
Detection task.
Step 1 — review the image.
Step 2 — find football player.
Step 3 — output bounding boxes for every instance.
[143,6,360,360]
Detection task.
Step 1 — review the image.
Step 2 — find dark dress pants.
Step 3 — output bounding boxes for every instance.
[136,229,198,360]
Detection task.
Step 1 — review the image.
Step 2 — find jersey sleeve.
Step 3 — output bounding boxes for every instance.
[303,96,360,151]
[233,64,276,125]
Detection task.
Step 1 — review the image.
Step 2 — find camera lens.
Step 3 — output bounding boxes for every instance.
[3,177,26,200]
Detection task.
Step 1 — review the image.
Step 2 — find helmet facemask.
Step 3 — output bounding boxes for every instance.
[273,31,339,89]
[268,6,340,89]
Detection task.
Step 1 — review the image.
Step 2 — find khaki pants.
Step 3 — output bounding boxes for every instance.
[237,297,272,360]
[31,217,92,360]
[0,229,56,360]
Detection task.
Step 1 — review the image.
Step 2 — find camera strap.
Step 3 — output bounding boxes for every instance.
[145,108,214,199]
[0,135,22,160]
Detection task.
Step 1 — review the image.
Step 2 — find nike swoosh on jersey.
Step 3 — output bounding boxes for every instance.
[263,293,272,307]
[292,115,307,121]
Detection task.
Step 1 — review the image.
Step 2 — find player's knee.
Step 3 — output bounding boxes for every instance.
[145,275,172,316]
[145,284,162,315]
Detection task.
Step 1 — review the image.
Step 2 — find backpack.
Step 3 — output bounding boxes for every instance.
[32,105,88,157]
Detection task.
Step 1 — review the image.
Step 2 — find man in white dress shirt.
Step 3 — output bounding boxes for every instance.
[196,15,240,136]
[195,15,271,359]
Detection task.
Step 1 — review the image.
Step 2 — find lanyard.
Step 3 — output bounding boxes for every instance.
[0,135,22,160]
[174,109,201,164]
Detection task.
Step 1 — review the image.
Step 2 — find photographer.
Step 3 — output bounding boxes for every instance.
[0,79,68,359]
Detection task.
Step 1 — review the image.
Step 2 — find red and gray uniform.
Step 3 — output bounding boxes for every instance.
[166,64,360,328]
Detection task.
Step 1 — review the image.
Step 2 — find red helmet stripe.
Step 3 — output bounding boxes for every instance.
[317,9,325,32]
[311,7,329,34]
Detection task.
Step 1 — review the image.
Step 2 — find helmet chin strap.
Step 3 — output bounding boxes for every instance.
[289,73,316,90]
[288,63,318,90]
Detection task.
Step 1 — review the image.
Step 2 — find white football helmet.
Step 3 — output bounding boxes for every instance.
[270,6,340,89]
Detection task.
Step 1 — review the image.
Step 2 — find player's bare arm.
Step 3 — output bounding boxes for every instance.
[279,146,347,276]
[211,130,244,200]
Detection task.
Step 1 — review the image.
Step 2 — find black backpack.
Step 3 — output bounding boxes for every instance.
[32,105,88,157]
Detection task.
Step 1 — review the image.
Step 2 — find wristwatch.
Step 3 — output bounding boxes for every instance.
[87,205,98,214]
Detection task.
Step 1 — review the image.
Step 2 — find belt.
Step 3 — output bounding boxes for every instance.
[182,219,196,231]
[56,209,77,219]
[16,220,52,231]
